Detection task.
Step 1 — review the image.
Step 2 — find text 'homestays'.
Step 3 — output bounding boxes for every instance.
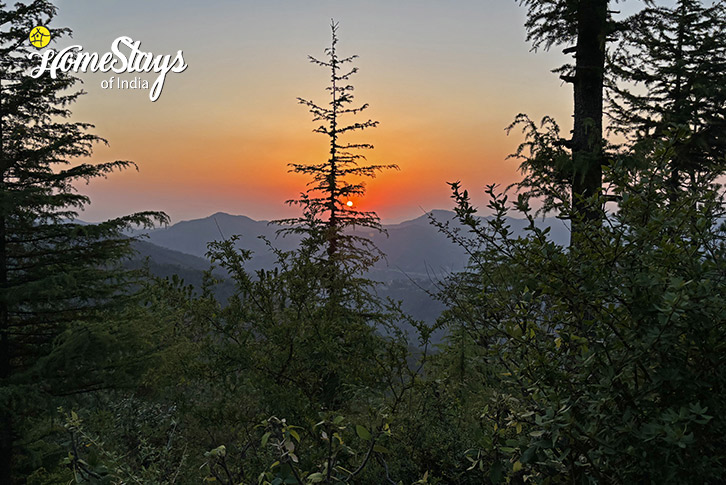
[29,36,187,102]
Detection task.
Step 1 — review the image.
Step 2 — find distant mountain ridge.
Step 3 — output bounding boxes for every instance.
[124,210,569,340]
[135,210,570,281]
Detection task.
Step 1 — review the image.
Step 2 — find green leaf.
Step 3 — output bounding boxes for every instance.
[261,432,271,447]
[307,472,325,483]
[520,446,537,464]
[355,425,372,441]
[373,444,390,454]
[490,462,504,484]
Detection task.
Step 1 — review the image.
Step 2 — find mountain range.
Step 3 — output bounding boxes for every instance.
[125,210,569,340]
[132,209,569,281]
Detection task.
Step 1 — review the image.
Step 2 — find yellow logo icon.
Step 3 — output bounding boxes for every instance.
[29,26,51,49]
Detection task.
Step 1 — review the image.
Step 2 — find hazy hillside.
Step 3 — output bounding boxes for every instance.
[137,210,570,281]
[126,210,569,340]
[125,237,446,339]
[130,240,212,272]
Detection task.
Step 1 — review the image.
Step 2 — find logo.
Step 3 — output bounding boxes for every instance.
[29,26,51,49]
[28,36,187,102]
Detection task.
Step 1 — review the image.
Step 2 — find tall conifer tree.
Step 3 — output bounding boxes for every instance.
[0,1,166,480]
[277,20,397,279]
[518,0,617,238]
[608,0,726,198]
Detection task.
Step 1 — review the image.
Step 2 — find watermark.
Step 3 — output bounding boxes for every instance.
[29,26,51,48]
[27,26,187,102]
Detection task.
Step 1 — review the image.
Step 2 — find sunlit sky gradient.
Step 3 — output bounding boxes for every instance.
[53,0,582,224]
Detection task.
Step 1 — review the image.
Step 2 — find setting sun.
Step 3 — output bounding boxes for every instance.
[346,200,353,207]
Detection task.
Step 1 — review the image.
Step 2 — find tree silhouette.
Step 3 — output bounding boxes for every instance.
[608,0,726,200]
[277,20,397,276]
[518,0,617,240]
[0,1,166,480]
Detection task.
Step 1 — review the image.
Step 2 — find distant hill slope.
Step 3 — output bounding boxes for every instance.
[130,240,211,272]
[124,237,445,340]
[138,210,570,281]
[124,212,569,343]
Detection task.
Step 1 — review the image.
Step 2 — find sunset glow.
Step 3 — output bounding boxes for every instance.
[54,0,574,224]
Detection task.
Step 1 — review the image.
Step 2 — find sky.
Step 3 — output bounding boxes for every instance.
[52,0,578,224]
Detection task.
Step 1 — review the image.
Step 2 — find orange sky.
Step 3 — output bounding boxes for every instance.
[54,0,575,224]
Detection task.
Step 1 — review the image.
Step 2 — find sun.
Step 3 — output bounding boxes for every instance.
[346,200,354,207]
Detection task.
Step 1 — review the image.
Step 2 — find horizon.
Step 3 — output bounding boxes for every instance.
[82,208,465,227]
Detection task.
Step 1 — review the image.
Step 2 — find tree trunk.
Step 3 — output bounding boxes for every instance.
[1,79,14,484]
[570,0,608,245]
[0,225,12,483]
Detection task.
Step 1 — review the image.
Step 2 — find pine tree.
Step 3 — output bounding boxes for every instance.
[608,0,726,198]
[518,0,618,239]
[277,20,397,279]
[0,1,166,480]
